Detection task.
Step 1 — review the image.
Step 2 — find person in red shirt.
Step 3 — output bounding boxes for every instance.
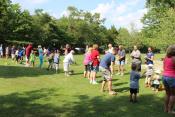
[25,44,33,66]
[90,44,100,84]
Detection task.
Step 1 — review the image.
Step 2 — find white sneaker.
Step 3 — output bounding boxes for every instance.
[92,81,98,85]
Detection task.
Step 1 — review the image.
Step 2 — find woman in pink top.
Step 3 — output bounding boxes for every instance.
[83,47,93,79]
[162,45,175,115]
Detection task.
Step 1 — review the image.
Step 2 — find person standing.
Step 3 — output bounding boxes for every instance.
[130,46,142,72]
[100,48,117,95]
[116,45,126,76]
[83,47,93,79]
[145,47,154,65]
[11,45,16,61]
[25,44,33,66]
[0,44,3,58]
[38,45,44,68]
[64,44,72,55]
[5,46,10,59]
[63,50,75,77]
[53,50,60,73]
[90,44,100,84]
[162,45,175,114]
[107,43,114,53]
[129,63,140,103]
[30,50,36,67]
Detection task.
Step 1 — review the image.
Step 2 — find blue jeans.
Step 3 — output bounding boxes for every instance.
[39,57,43,68]
[162,76,175,88]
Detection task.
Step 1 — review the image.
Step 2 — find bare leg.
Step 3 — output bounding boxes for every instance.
[84,71,87,78]
[87,71,91,80]
[165,94,170,112]
[93,72,96,81]
[133,94,137,102]
[121,65,124,76]
[108,80,112,92]
[90,72,93,83]
[108,80,116,95]
[101,81,106,92]
[168,96,175,114]
[117,65,120,75]
[130,94,133,102]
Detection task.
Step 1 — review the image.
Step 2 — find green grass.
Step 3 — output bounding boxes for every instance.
[0,54,173,117]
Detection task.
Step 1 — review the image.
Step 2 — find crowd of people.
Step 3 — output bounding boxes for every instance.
[83,43,175,115]
[0,43,175,114]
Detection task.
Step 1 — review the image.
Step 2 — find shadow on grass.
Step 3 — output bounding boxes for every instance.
[0,65,56,78]
[113,82,128,86]
[0,88,173,117]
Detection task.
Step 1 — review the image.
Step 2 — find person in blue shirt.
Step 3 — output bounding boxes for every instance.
[18,49,24,64]
[145,47,154,65]
[100,48,117,95]
[130,63,141,103]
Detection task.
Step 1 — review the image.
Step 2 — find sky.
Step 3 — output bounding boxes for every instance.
[11,0,147,30]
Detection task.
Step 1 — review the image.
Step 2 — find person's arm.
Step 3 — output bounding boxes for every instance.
[97,51,100,61]
[110,61,115,75]
[172,56,175,64]
[110,56,115,75]
[137,73,141,80]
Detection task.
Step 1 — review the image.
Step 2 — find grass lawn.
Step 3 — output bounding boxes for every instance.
[0,54,173,117]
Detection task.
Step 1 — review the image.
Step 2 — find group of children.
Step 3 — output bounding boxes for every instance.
[3,45,25,64]
[145,64,162,93]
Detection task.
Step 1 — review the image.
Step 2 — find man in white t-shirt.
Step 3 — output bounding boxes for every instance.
[108,44,113,53]
[63,50,75,76]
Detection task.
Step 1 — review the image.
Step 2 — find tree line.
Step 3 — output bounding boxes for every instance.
[0,0,175,52]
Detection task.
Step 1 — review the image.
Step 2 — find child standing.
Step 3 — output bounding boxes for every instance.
[53,50,60,73]
[152,70,161,93]
[63,50,74,77]
[30,50,36,67]
[15,48,19,64]
[18,48,24,64]
[83,47,92,79]
[145,64,154,87]
[130,64,140,103]
[47,50,54,70]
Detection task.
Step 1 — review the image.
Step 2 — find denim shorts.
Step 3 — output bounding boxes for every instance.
[162,76,175,88]
[92,66,99,72]
[117,60,125,65]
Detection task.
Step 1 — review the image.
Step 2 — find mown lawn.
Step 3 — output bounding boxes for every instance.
[0,54,173,117]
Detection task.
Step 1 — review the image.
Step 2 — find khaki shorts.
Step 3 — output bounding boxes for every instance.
[100,66,112,81]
